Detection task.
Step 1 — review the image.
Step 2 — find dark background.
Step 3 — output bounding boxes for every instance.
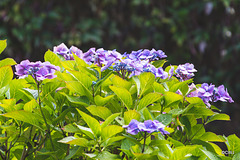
[0,0,239,139]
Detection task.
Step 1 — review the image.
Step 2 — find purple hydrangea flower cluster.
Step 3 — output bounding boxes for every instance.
[175,63,197,81]
[123,119,169,135]
[197,83,234,107]
[15,60,60,81]
[53,43,169,79]
[53,43,83,60]
[128,49,167,61]
[187,83,234,107]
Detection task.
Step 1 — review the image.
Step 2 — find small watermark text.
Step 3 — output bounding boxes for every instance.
[222,151,234,155]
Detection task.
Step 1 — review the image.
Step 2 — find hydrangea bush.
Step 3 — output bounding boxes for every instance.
[0,40,239,160]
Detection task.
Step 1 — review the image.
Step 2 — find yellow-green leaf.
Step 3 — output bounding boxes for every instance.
[137,92,162,111]
[124,110,141,124]
[0,39,7,54]
[109,85,132,110]
[87,105,112,120]
[0,65,13,88]
[24,99,38,112]
[76,109,101,137]
[101,125,123,140]
[58,136,89,147]
[0,58,16,68]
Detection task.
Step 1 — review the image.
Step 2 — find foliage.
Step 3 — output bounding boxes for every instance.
[0,39,238,159]
[0,1,239,103]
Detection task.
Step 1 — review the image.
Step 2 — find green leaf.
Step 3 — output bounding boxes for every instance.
[183,106,214,116]
[101,125,123,140]
[152,59,167,68]
[61,60,77,70]
[163,92,183,107]
[76,109,101,137]
[65,81,86,95]
[192,139,217,155]
[124,110,141,124]
[206,113,230,124]
[55,71,76,82]
[24,99,38,112]
[132,76,141,96]
[0,85,9,96]
[72,53,88,67]
[109,85,132,110]
[137,92,162,111]
[167,137,184,147]
[0,58,16,68]
[9,79,29,101]
[94,71,113,94]
[41,82,62,101]
[169,79,193,96]
[101,113,120,129]
[142,108,153,120]
[185,97,206,106]
[208,142,224,156]
[94,151,121,160]
[75,124,95,139]
[153,82,166,94]
[0,99,17,112]
[0,66,13,89]
[44,50,63,68]
[200,149,221,160]
[69,70,94,100]
[233,152,240,160]
[63,124,81,133]
[0,39,7,54]
[156,114,172,126]
[171,145,201,160]
[133,153,156,160]
[94,95,114,106]
[139,72,155,96]
[191,124,205,137]
[87,105,112,120]
[1,110,43,130]
[58,136,89,147]
[226,134,240,154]
[111,75,132,90]
[198,132,224,142]
[103,136,125,147]
[61,92,89,107]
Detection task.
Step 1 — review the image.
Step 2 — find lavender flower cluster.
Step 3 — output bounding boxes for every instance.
[187,83,234,107]
[123,119,169,135]
[197,83,234,107]
[15,60,60,81]
[175,63,197,81]
[171,63,234,106]
[53,43,169,79]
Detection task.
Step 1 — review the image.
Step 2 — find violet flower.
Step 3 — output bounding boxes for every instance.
[194,83,234,107]
[155,67,168,79]
[197,83,215,107]
[69,46,83,59]
[53,43,69,56]
[176,63,197,81]
[215,85,234,103]
[15,60,60,81]
[123,119,140,135]
[123,119,169,135]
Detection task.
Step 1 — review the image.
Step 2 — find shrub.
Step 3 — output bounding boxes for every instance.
[0,40,239,159]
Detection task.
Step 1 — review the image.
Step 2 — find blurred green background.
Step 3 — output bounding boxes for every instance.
[0,0,239,137]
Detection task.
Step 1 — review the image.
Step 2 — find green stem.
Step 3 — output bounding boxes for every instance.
[37,82,55,151]
[142,132,147,153]
[5,131,7,160]
[184,117,209,144]
[92,84,95,98]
